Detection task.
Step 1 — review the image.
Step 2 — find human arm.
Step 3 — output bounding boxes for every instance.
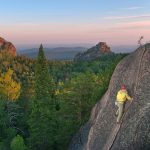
[126,92,132,101]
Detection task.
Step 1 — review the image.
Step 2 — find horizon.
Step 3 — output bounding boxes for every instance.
[1,0,150,48]
[16,43,138,54]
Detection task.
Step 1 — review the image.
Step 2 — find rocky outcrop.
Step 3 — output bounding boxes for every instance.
[0,37,16,56]
[69,43,150,150]
[74,42,112,61]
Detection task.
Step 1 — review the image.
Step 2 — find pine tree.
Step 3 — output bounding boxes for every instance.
[11,135,27,150]
[28,44,55,150]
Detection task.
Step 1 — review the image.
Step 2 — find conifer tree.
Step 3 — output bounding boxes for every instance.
[28,44,55,150]
[11,135,27,150]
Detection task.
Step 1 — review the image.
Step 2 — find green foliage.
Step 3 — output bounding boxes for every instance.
[11,135,27,150]
[0,98,17,150]
[48,53,126,149]
[0,47,126,150]
[34,44,52,108]
[63,72,100,124]
[28,44,56,150]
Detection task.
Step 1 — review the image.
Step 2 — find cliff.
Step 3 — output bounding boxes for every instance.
[74,42,112,61]
[69,43,150,150]
[0,37,16,56]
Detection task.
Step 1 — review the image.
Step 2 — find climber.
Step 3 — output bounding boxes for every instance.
[115,85,133,123]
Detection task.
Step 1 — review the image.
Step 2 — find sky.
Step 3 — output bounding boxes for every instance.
[0,0,150,48]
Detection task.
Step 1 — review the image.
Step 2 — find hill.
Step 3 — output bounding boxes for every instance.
[69,43,150,150]
[17,47,87,60]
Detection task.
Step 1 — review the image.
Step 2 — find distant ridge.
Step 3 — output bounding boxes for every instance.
[17,47,87,60]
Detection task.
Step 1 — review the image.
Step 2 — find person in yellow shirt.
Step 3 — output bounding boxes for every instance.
[115,85,133,123]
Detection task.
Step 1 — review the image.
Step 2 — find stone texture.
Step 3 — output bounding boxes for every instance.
[69,43,150,150]
[0,37,16,56]
[74,42,112,61]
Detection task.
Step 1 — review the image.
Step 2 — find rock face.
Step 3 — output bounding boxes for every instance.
[69,43,150,150]
[74,42,112,61]
[0,37,16,56]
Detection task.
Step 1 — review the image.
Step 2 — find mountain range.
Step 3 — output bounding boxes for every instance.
[17,47,87,60]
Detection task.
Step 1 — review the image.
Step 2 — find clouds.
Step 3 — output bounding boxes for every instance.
[1,1,150,46]
[104,14,150,20]
[105,5,144,16]
[1,18,150,46]
[122,6,143,10]
[0,22,106,45]
[115,20,150,29]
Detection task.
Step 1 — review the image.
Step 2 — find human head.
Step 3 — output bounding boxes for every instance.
[121,85,126,90]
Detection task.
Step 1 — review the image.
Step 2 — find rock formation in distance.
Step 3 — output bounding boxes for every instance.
[0,37,16,56]
[74,42,112,61]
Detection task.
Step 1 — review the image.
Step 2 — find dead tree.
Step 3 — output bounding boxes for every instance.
[138,36,144,46]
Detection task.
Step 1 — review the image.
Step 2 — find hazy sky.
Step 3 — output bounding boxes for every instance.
[0,0,150,47]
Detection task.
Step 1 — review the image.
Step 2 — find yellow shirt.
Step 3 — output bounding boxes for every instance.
[116,89,132,103]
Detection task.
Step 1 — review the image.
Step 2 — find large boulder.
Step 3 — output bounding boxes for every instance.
[0,37,16,56]
[69,43,150,150]
[74,42,112,61]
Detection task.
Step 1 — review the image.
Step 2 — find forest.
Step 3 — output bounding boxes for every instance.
[0,45,126,150]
